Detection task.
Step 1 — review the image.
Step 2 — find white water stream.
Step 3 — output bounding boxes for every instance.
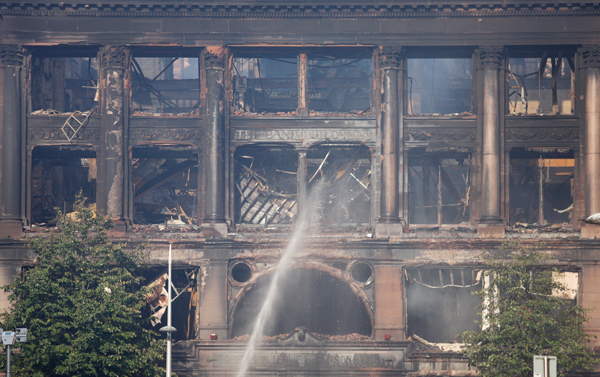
[236,185,320,377]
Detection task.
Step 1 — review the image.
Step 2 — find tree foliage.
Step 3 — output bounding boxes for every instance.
[0,197,164,376]
[460,243,596,377]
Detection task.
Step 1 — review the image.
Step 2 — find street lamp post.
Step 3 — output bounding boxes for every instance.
[2,328,27,377]
[159,244,176,376]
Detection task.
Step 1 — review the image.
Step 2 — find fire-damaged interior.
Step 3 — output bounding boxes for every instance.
[405,267,482,343]
[408,148,471,226]
[132,55,200,114]
[230,266,372,339]
[307,145,372,226]
[509,148,574,226]
[234,145,298,225]
[30,146,97,225]
[131,145,199,225]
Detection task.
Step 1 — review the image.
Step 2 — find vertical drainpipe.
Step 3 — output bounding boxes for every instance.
[0,45,25,238]
[375,47,404,238]
[297,148,308,224]
[580,46,600,238]
[201,48,228,237]
[476,46,505,238]
[99,45,129,232]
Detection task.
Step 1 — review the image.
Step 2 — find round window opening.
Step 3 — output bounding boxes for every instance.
[231,262,252,284]
[351,262,373,283]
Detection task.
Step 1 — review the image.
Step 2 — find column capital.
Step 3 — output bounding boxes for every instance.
[202,47,227,69]
[579,45,600,69]
[379,46,405,69]
[476,46,506,69]
[98,45,129,70]
[0,44,25,68]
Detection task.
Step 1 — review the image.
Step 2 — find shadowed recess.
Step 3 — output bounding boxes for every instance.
[231,268,372,338]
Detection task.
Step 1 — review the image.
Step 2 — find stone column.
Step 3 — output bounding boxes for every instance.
[580,46,600,238]
[476,46,505,238]
[0,45,25,238]
[201,48,228,237]
[375,47,405,238]
[198,260,228,340]
[99,46,129,232]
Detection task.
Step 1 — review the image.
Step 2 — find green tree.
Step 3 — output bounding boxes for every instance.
[0,197,164,376]
[460,243,596,377]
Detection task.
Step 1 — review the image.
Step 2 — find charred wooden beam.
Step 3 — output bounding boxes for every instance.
[134,159,197,200]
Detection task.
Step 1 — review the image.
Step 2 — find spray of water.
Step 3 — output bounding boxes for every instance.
[236,183,322,377]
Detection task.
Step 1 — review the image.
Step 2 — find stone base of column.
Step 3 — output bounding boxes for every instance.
[297,107,309,116]
[374,326,404,341]
[107,218,127,236]
[0,219,22,239]
[581,223,600,239]
[375,223,404,238]
[201,222,228,238]
[477,218,505,238]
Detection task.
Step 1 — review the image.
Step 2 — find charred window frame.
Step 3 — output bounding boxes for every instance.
[234,145,298,226]
[30,52,99,114]
[130,53,200,115]
[30,145,97,225]
[508,148,574,227]
[407,58,473,116]
[405,267,482,344]
[307,144,372,227]
[507,52,575,116]
[131,145,199,226]
[232,49,374,116]
[407,148,471,226]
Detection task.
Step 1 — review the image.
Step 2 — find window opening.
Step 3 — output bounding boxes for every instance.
[131,57,199,115]
[132,145,199,225]
[306,55,373,114]
[405,267,482,343]
[231,268,372,338]
[31,146,96,225]
[31,57,98,113]
[144,267,198,341]
[508,55,573,115]
[407,59,473,116]
[233,56,298,114]
[234,145,298,225]
[307,145,371,226]
[509,148,574,226]
[408,149,471,226]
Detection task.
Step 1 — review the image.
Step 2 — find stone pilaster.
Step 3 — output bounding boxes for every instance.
[98,45,129,232]
[376,47,405,238]
[579,46,600,238]
[0,45,25,238]
[201,48,228,237]
[198,260,228,340]
[476,46,506,238]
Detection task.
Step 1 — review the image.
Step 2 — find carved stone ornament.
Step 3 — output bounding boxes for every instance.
[505,128,579,143]
[28,127,101,142]
[405,127,477,143]
[99,45,129,69]
[0,44,25,68]
[579,45,600,69]
[476,46,506,68]
[130,127,204,142]
[203,51,225,69]
[379,46,405,69]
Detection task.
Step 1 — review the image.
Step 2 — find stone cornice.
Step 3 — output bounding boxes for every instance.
[1,2,600,18]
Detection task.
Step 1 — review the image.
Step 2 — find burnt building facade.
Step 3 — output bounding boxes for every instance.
[1,1,600,376]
